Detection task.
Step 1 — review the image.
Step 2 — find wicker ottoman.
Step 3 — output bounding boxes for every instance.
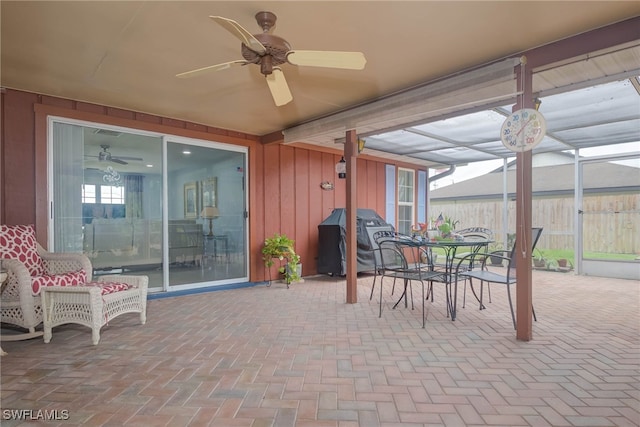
[41,275,148,345]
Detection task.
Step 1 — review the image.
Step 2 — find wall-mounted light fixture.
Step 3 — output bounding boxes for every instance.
[533,97,542,111]
[334,138,363,180]
[358,138,366,153]
[335,156,346,179]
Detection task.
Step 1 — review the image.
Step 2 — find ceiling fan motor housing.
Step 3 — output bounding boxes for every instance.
[99,144,111,161]
[240,11,290,75]
[241,33,291,74]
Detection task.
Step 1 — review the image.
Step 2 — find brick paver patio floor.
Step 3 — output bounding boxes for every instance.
[1,270,638,426]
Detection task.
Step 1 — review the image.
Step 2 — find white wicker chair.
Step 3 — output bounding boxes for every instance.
[2,224,147,345]
[1,242,92,338]
[41,274,148,345]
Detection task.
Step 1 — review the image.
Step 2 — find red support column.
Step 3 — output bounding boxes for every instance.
[515,60,534,341]
[515,150,533,340]
[345,129,358,304]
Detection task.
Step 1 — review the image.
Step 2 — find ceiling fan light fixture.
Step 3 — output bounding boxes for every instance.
[261,55,273,75]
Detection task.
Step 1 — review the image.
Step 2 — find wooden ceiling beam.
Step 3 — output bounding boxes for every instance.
[260,130,284,145]
[526,16,640,69]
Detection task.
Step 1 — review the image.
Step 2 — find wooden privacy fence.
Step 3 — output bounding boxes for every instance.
[431,192,639,255]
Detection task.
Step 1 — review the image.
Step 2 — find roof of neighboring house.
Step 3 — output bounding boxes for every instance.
[430,162,640,200]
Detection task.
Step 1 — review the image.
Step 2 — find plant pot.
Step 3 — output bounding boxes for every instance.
[284,263,303,284]
[557,259,568,268]
[490,255,503,266]
[533,259,546,268]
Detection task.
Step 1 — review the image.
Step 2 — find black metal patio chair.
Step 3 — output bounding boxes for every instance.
[454,227,544,329]
[374,235,442,328]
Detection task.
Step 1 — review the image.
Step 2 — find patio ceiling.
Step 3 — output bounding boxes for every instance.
[1,2,639,168]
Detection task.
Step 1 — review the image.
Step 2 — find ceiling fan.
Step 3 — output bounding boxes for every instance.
[176,11,367,106]
[85,145,143,165]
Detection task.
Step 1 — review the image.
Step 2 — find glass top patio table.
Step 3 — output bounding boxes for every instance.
[398,236,494,321]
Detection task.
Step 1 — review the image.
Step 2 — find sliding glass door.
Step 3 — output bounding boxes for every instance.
[49,119,248,292]
[164,138,248,289]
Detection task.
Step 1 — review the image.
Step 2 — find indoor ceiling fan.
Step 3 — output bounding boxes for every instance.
[176,11,367,106]
[85,145,143,165]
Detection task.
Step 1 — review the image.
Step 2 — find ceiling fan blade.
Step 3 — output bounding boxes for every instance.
[265,68,293,107]
[176,60,248,78]
[113,156,143,161]
[287,50,366,70]
[110,158,128,165]
[209,16,266,54]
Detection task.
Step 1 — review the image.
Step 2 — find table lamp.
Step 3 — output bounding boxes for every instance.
[200,206,220,236]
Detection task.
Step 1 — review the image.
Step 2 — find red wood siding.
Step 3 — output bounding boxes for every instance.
[2,91,38,226]
[294,149,311,275]
[1,88,421,282]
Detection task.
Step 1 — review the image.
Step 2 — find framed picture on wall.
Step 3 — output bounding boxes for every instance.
[200,177,217,209]
[184,181,198,218]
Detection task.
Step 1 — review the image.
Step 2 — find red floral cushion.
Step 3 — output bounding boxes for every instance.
[1,224,45,277]
[31,270,88,295]
[34,276,130,296]
[85,281,131,295]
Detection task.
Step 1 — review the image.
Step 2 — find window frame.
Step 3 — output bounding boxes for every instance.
[99,185,125,204]
[397,168,415,235]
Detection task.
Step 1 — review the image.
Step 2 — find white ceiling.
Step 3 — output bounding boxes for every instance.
[2,1,639,139]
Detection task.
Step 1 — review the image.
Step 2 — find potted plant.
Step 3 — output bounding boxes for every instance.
[555,258,573,272]
[437,216,459,239]
[438,222,453,238]
[533,248,548,269]
[262,233,301,286]
[487,242,505,266]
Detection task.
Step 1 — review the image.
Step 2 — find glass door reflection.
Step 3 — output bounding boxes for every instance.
[166,140,248,288]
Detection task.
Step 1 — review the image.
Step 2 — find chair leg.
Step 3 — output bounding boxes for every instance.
[462,280,467,308]
[379,276,384,318]
[92,328,101,346]
[506,285,516,330]
[421,280,426,328]
[444,282,451,319]
[370,273,377,300]
[409,280,414,310]
[446,279,455,321]
[425,281,433,302]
